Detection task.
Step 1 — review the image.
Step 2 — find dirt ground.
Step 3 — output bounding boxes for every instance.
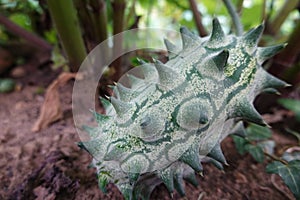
[0,66,297,200]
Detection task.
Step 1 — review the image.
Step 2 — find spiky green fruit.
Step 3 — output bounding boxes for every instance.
[80,18,288,199]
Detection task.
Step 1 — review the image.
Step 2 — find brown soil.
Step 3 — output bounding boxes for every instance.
[0,67,297,200]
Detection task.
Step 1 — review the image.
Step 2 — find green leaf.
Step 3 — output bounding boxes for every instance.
[44,29,58,45]
[241,4,262,30]
[9,13,32,31]
[266,160,300,199]
[131,57,149,67]
[245,144,265,163]
[51,46,68,71]
[97,170,113,193]
[278,98,300,122]
[98,176,109,193]
[201,0,227,16]
[232,135,248,154]
[246,123,272,141]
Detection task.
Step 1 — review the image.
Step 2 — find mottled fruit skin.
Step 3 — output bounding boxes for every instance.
[79,18,288,200]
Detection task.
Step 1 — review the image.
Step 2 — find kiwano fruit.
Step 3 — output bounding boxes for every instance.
[79,18,288,199]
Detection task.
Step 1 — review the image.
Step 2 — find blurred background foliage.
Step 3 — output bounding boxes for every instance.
[0,1,298,68]
[0,0,298,38]
[0,0,299,96]
[0,0,299,82]
[1,0,298,42]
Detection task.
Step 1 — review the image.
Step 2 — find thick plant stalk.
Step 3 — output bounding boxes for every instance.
[268,0,299,35]
[74,0,94,45]
[111,0,126,81]
[188,0,208,37]
[88,0,109,61]
[222,0,243,36]
[88,0,108,43]
[47,0,87,72]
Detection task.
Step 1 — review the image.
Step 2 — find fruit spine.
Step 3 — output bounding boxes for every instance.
[79,18,288,200]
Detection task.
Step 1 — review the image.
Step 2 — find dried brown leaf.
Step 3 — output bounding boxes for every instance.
[32,72,77,132]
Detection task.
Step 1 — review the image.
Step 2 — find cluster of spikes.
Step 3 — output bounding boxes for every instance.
[79,18,289,200]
